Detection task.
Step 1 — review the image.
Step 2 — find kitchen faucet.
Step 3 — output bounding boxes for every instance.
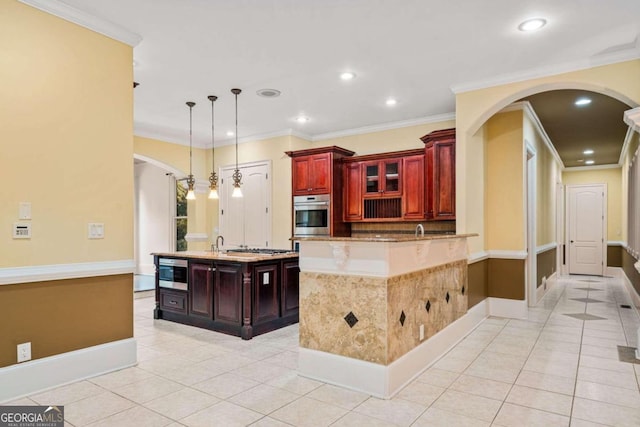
[213,235,224,253]
[415,224,424,238]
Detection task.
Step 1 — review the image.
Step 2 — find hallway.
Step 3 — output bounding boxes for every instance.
[6,274,640,426]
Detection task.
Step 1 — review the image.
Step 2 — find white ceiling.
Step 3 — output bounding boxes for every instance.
[52,0,640,148]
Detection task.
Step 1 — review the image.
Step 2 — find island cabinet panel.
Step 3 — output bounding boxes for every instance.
[159,289,187,314]
[281,261,300,317]
[421,128,456,220]
[214,262,243,325]
[253,263,279,324]
[292,153,331,195]
[188,261,214,319]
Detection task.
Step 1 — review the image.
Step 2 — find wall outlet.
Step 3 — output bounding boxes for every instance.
[419,324,425,341]
[17,342,31,363]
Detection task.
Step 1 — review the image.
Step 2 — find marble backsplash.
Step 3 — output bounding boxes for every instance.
[299,259,467,365]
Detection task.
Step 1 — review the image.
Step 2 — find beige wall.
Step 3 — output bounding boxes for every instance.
[1,1,134,267]
[0,1,134,367]
[485,111,525,251]
[562,167,623,241]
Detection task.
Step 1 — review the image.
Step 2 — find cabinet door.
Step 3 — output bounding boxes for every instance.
[292,157,311,195]
[189,262,214,318]
[281,261,300,317]
[425,143,435,219]
[363,161,380,196]
[253,263,279,324]
[403,155,425,220]
[363,159,402,198]
[344,162,363,221]
[214,263,242,325]
[309,153,331,193]
[434,141,455,219]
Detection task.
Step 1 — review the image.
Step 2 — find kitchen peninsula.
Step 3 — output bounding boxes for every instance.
[152,250,299,340]
[296,233,479,398]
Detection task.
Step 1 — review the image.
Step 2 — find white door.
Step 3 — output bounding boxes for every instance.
[220,161,271,249]
[567,184,606,276]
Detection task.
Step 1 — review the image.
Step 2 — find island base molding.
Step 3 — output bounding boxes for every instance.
[0,338,136,403]
[299,301,487,398]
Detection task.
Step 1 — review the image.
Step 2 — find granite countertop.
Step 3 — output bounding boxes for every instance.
[151,250,299,262]
[293,233,477,242]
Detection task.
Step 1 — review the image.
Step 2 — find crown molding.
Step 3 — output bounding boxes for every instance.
[450,46,640,94]
[500,101,565,168]
[311,113,456,142]
[19,0,142,47]
[563,163,622,172]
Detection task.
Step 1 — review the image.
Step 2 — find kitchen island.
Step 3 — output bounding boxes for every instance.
[152,250,299,340]
[295,234,481,398]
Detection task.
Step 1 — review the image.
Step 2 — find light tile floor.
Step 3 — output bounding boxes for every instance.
[6,274,640,426]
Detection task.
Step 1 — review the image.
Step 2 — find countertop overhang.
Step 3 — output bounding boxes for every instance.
[152,251,299,262]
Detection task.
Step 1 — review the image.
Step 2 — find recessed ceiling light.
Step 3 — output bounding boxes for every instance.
[575,98,592,106]
[256,88,281,98]
[585,160,595,165]
[226,131,234,137]
[296,116,309,123]
[340,72,356,81]
[583,149,594,155]
[518,18,547,32]
[386,98,397,106]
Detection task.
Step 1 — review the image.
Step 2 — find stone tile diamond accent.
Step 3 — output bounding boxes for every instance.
[445,292,450,304]
[563,313,607,321]
[425,300,431,313]
[570,298,603,303]
[399,311,406,326]
[617,346,640,364]
[344,311,358,328]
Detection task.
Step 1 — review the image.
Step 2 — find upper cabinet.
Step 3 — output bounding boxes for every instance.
[343,149,425,222]
[421,128,456,221]
[291,153,331,195]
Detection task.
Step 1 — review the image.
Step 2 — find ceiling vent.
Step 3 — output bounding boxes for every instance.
[257,89,281,98]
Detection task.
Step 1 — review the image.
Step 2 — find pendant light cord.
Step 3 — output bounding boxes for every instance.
[235,92,238,169]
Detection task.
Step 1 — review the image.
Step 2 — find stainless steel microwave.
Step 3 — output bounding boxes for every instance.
[158,258,188,290]
[293,194,330,236]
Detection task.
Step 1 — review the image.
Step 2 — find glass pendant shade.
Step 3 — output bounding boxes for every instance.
[232,183,243,198]
[208,187,219,199]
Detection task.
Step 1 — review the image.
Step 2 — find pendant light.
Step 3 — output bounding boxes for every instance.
[207,95,219,199]
[231,88,243,198]
[185,101,196,200]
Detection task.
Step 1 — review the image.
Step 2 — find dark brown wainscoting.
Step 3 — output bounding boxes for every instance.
[0,274,133,368]
[622,250,640,297]
[608,245,623,267]
[488,258,525,300]
[467,259,488,309]
[536,247,557,289]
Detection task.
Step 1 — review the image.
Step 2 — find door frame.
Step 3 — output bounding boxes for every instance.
[525,141,537,306]
[565,183,607,276]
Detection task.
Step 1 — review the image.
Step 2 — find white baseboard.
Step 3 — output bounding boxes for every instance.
[488,297,528,319]
[536,272,557,303]
[0,338,137,403]
[615,266,640,310]
[298,301,488,398]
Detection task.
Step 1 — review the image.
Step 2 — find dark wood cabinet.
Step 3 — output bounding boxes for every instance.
[213,262,243,325]
[287,146,355,236]
[188,261,214,318]
[363,159,402,197]
[292,153,331,195]
[159,289,187,314]
[252,263,279,324]
[344,162,363,221]
[154,255,299,340]
[421,128,456,220]
[343,149,425,221]
[281,261,300,317]
[403,155,426,220]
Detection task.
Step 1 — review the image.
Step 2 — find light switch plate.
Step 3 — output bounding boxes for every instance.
[19,202,32,220]
[88,223,104,239]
